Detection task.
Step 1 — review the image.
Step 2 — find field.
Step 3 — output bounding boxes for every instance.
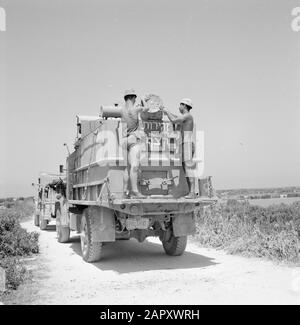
[195,199,300,263]
[217,186,300,198]
[249,197,300,207]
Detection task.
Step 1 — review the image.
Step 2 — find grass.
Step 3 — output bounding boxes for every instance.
[0,198,39,292]
[194,199,300,263]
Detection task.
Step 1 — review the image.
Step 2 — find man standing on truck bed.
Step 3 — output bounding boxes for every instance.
[121,89,150,198]
[163,98,196,199]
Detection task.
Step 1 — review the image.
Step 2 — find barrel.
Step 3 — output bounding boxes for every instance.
[100,105,122,118]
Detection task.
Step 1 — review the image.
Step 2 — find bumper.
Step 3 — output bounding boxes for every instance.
[111,196,218,216]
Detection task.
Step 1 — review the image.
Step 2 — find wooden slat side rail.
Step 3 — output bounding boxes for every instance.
[72,179,106,189]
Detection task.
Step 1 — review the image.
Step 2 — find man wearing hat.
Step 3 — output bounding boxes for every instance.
[163,98,196,198]
[121,89,149,198]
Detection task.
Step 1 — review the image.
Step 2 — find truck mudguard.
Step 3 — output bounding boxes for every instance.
[172,213,196,237]
[89,206,115,242]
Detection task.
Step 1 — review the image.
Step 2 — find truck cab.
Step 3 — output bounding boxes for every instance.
[34,173,66,231]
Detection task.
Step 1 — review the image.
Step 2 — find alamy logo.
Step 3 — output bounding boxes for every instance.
[291,7,300,32]
[0,7,5,31]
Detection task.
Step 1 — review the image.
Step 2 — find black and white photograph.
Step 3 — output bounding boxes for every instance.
[0,0,300,309]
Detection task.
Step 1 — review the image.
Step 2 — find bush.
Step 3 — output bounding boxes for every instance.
[0,210,39,258]
[0,200,39,291]
[195,200,300,263]
[0,258,26,290]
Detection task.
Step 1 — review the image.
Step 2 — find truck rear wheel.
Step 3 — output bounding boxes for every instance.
[162,234,187,256]
[80,209,103,263]
[40,218,47,230]
[57,226,70,243]
[56,210,70,243]
[34,213,40,227]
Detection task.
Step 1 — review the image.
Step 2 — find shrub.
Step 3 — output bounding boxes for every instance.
[195,200,300,263]
[0,200,39,291]
[0,258,26,290]
[0,211,39,258]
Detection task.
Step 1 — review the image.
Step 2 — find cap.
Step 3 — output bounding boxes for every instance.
[124,89,137,98]
[180,98,193,108]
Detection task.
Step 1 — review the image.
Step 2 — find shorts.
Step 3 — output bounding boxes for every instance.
[125,130,145,151]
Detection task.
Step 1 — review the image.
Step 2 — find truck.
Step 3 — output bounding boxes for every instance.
[57,100,217,262]
[34,173,66,233]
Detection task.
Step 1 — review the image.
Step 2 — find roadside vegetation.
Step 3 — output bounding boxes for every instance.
[195,199,300,263]
[0,198,39,292]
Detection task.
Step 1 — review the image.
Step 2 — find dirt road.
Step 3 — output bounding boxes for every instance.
[5,219,300,305]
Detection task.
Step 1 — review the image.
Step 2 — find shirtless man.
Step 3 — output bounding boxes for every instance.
[121,89,149,198]
[163,98,196,198]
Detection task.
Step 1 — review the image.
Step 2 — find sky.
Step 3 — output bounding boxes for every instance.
[0,0,300,197]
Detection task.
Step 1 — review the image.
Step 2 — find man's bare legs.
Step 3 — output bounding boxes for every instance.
[185,176,196,199]
[183,142,197,198]
[123,166,130,198]
[128,143,145,198]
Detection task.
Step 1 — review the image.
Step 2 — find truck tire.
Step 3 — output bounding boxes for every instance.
[34,213,39,227]
[40,218,47,230]
[56,210,70,243]
[57,226,70,243]
[80,209,103,263]
[162,234,187,256]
